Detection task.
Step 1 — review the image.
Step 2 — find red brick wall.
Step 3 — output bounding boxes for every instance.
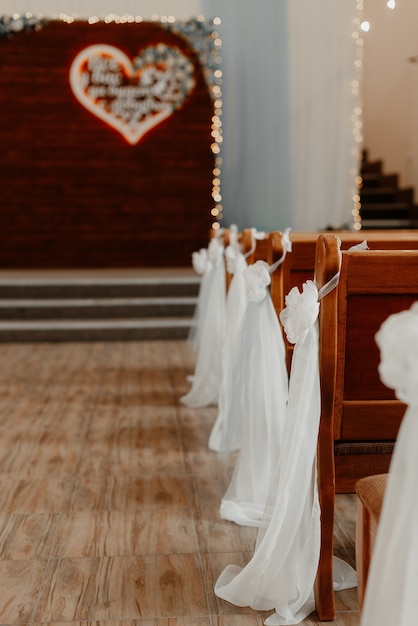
[0,20,214,267]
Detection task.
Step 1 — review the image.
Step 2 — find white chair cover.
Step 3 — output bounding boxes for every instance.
[208,243,248,452]
[360,303,418,626]
[215,275,356,625]
[219,230,292,526]
[181,236,227,408]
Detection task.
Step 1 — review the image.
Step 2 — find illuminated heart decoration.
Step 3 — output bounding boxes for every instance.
[69,43,196,145]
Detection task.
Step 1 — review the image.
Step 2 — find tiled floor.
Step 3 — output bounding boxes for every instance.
[0,340,359,625]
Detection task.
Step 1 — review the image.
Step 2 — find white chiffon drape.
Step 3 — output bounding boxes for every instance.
[187,246,211,353]
[218,232,291,526]
[360,303,418,626]
[181,236,226,408]
[218,266,288,525]
[215,277,356,625]
[208,241,248,452]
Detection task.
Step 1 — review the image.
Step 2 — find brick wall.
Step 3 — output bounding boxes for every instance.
[0,20,214,267]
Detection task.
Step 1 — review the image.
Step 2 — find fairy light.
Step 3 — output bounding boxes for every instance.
[351,0,365,230]
[206,19,223,232]
[5,12,223,232]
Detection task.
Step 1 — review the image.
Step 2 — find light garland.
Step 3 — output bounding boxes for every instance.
[351,0,365,230]
[351,0,398,230]
[0,12,223,231]
[163,16,223,232]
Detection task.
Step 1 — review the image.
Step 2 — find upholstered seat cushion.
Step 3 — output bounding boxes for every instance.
[355,473,388,522]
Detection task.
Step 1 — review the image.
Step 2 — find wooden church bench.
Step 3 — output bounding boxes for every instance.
[313,234,418,620]
[282,229,418,372]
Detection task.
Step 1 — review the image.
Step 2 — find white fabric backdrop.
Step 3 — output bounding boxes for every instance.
[288,0,361,230]
[1,0,360,232]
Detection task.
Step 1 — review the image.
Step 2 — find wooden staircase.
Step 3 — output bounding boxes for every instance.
[359,150,418,229]
[0,270,199,342]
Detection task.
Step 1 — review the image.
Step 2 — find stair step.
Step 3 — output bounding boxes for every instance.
[0,275,200,299]
[360,218,415,229]
[0,318,196,342]
[0,270,200,342]
[360,205,411,222]
[0,296,197,320]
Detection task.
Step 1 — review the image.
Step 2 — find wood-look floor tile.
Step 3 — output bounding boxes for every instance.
[334,587,359,612]
[177,406,217,452]
[192,472,235,518]
[200,551,272,618]
[33,618,213,626]
[0,513,58,560]
[164,341,196,400]
[79,407,185,477]
[0,478,70,514]
[195,518,257,554]
[334,494,357,569]
[67,475,193,512]
[212,616,274,625]
[35,554,209,621]
[51,509,197,557]
[0,401,88,438]
[0,558,47,624]
[184,450,237,481]
[334,613,360,625]
[0,431,80,479]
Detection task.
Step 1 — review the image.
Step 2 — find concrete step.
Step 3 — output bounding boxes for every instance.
[0,318,195,342]
[0,275,200,299]
[0,296,197,320]
[0,269,200,341]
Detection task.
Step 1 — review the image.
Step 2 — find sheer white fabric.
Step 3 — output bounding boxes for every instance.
[209,228,270,453]
[181,236,226,407]
[215,276,356,625]
[208,244,248,452]
[218,259,288,526]
[187,246,211,353]
[360,304,418,626]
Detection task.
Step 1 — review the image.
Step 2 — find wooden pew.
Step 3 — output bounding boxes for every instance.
[285,229,418,296]
[313,234,418,620]
[283,231,418,369]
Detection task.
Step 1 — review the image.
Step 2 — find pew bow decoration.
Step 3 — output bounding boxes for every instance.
[243,228,292,304]
[280,268,341,346]
[375,302,418,406]
[280,280,320,345]
[192,248,208,275]
[244,261,271,303]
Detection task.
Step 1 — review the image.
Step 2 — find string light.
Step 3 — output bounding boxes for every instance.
[1,12,223,231]
[351,0,365,230]
[206,20,223,231]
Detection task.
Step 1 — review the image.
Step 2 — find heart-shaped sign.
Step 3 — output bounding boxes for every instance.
[69,43,196,145]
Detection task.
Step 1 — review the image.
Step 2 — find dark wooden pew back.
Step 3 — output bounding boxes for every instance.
[314,234,418,620]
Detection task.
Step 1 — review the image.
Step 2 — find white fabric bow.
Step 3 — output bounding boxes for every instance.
[279,280,319,345]
[243,228,293,304]
[375,303,418,406]
[192,247,209,275]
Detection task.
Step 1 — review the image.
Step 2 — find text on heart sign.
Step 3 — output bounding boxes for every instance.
[70,43,196,144]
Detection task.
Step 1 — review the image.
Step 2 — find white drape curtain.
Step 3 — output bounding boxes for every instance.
[199,0,292,232]
[2,0,360,231]
[288,0,361,230]
[201,0,360,232]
